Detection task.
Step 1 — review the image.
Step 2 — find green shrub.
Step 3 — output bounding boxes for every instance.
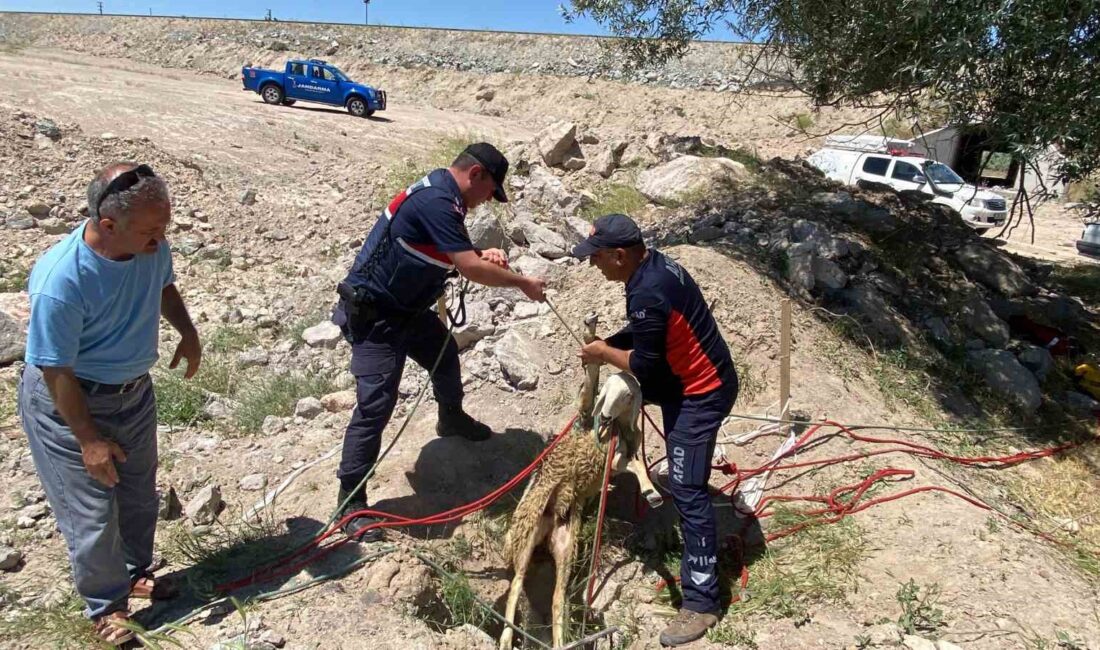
[582,184,649,220]
[234,373,337,434]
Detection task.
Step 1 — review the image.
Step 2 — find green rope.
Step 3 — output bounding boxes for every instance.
[328,310,458,530]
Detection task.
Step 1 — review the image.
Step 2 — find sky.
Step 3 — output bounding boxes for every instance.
[0,1,722,38]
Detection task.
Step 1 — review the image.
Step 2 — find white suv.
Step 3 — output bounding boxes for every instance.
[807,138,1009,231]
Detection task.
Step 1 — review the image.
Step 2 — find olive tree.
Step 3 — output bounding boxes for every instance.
[565,0,1099,184]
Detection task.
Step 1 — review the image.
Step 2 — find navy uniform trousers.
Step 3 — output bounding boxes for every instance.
[336,309,463,493]
[660,378,737,614]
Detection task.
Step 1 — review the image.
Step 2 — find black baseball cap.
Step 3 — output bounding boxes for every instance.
[463,142,509,203]
[571,213,644,258]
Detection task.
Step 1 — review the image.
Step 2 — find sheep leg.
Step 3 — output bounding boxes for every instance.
[614,446,663,508]
[500,514,553,650]
[576,314,601,427]
[549,508,583,649]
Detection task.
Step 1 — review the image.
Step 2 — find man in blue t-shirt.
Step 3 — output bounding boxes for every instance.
[333,143,546,540]
[18,162,201,646]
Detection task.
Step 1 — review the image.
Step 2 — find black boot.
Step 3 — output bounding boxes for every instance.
[435,403,492,441]
[336,485,384,543]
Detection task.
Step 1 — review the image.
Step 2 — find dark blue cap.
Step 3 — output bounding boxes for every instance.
[571,213,644,258]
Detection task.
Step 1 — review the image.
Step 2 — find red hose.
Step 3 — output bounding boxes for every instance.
[218,415,579,592]
[586,433,618,607]
[646,415,1087,597]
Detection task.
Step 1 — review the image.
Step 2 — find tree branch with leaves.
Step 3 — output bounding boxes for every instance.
[565,0,1100,183]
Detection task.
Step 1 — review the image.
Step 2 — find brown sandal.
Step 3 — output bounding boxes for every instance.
[93,610,135,647]
[130,573,179,601]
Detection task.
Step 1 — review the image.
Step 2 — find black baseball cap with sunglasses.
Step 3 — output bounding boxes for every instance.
[92,164,157,220]
[461,143,509,203]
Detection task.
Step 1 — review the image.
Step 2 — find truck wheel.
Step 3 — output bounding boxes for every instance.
[282,99,296,106]
[346,97,368,118]
[261,84,284,105]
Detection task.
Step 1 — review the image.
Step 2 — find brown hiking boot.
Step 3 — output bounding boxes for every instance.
[659,609,719,646]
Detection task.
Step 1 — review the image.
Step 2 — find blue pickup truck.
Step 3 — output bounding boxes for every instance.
[242,59,387,118]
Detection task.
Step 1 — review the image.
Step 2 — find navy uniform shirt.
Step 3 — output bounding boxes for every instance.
[344,169,474,315]
[606,249,734,404]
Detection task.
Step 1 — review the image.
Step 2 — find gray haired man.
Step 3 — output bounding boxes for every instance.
[17,162,201,646]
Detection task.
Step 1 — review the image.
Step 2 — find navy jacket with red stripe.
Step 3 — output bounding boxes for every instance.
[344,169,474,316]
[606,249,735,404]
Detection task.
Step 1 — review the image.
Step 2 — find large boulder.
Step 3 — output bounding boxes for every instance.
[786,243,816,292]
[522,166,576,214]
[493,330,546,390]
[958,295,1010,348]
[512,218,568,259]
[537,122,580,167]
[790,219,852,259]
[590,141,628,178]
[954,244,1037,297]
[184,485,224,526]
[294,397,324,419]
[466,206,510,251]
[0,546,22,571]
[636,156,748,205]
[511,255,566,283]
[157,486,183,521]
[320,390,357,413]
[813,257,849,290]
[1017,345,1054,382]
[814,192,900,235]
[839,284,915,347]
[302,321,342,348]
[968,349,1042,413]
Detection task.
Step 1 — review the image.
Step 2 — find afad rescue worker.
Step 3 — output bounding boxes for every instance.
[573,214,737,647]
[332,143,547,540]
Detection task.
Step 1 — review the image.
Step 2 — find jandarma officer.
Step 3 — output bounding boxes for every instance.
[332,142,547,540]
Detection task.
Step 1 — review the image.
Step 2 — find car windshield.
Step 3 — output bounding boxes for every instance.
[329,66,349,82]
[924,162,964,185]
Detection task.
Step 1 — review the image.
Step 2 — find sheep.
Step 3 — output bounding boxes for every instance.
[499,316,660,649]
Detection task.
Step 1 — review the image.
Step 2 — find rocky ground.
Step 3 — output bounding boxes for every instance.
[1,16,1099,650]
[0,13,781,92]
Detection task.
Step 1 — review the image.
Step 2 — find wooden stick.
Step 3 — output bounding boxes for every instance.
[779,299,791,432]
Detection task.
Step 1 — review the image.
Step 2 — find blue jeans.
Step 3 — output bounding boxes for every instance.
[661,379,737,613]
[17,364,159,619]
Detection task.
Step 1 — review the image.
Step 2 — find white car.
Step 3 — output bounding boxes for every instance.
[807,136,1009,231]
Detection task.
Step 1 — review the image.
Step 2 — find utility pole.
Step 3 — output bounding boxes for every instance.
[364,0,371,26]
[97,1,103,15]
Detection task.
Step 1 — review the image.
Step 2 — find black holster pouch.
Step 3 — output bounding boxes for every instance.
[335,281,379,342]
